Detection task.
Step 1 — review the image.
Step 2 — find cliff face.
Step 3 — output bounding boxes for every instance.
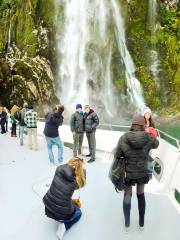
[0,0,58,109]
[122,0,180,114]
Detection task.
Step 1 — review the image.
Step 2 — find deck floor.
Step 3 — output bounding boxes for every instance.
[0,133,180,240]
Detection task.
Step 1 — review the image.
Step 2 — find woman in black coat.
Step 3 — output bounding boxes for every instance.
[43,157,86,239]
[115,115,159,231]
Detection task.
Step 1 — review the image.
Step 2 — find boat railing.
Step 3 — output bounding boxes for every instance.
[99,123,180,150]
[37,119,180,150]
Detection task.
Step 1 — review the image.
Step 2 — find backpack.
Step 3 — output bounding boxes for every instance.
[109,148,126,192]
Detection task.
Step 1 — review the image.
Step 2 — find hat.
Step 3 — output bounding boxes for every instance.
[23,102,28,108]
[132,114,145,126]
[143,107,152,116]
[76,104,82,109]
[84,104,90,109]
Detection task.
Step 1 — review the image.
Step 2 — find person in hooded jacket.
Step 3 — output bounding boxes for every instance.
[3,107,9,132]
[0,106,7,134]
[43,105,64,164]
[114,115,159,231]
[84,105,99,163]
[15,103,28,145]
[143,107,158,178]
[43,157,86,240]
[70,104,84,157]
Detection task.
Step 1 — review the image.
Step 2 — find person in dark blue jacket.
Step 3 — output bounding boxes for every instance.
[0,106,7,134]
[43,105,64,164]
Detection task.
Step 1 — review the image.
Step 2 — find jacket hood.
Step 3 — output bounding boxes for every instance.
[46,111,63,123]
[125,131,148,149]
[58,164,75,182]
[88,109,94,115]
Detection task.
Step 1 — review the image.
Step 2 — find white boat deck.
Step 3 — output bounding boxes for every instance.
[0,125,180,240]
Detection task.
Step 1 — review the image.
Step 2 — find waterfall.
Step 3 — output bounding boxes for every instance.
[148,0,161,87]
[57,0,89,114]
[148,0,157,35]
[7,8,12,51]
[56,0,145,119]
[110,0,145,110]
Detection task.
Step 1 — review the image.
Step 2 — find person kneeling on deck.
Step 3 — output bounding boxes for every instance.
[70,104,84,157]
[84,105,99,163]
[114,115,159,231]
[43,157,86,240]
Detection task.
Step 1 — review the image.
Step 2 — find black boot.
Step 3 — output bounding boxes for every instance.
[86,154,92,157]
[87,158,95,163]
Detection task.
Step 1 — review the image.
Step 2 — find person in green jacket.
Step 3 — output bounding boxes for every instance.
[70,104,84,157]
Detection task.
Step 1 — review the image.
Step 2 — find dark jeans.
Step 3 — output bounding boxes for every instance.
[11,123,17,136]
[59,205,82,230]
[86,131,96,160]
[123,184,145,227]
[1,122,6,133]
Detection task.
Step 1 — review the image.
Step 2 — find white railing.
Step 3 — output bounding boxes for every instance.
[37,118,180,149]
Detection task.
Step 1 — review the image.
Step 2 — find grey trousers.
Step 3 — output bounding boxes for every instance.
[73,133,84,157]
[27,128,38,150]
[86,131,96,160]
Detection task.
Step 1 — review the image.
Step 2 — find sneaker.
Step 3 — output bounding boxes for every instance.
[124,226,130,233]
[139,226,144,231]
[86,154,92,157]
[87,158,95,163]
[56,223,66,240]
[56,161,63,166]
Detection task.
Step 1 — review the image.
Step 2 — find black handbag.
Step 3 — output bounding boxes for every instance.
[109,149,126,192]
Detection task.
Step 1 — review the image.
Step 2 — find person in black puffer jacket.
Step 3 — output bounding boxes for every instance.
[84,105,99,163]
[115,114,159,230]
[43,157,86,240]
[43,105,64,164]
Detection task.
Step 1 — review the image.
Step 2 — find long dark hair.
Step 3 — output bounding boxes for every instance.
[144,116,155,128]
[56,104,64,114]
[130,124,145,131]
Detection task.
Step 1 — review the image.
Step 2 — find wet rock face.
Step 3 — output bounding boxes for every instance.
[12,53,57,106]
[0,60,11,107]
[0,48,58,109]
[0,0,58,109]
[160,0,179,9]
[0,47,58,108]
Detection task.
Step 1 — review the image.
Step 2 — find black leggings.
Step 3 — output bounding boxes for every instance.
[1,122,6,133]
[11,123,17,136]
[123,184,145,227]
